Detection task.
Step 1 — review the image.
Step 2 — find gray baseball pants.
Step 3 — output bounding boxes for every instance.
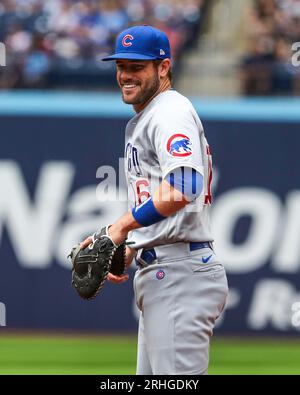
[133,243,228,375]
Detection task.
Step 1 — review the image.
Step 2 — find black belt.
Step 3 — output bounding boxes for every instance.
[139,241,213,266]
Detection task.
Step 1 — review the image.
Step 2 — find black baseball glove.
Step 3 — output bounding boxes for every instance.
[68,226,126,300]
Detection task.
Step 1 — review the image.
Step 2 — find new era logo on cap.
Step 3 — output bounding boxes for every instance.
[102,25,171,61]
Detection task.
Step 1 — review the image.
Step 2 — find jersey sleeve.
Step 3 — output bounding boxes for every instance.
[150,105,204,178]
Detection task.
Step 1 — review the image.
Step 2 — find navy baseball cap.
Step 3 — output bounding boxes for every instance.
[102,25,171,61]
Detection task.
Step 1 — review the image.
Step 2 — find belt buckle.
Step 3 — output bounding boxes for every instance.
[136,248,157,268]
[136,249,148,268]
[190,241,214,252]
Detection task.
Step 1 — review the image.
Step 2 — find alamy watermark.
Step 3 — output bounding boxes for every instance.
[0,42,6,67]
[95,159,207,212]
[0,302,6,326]
[292,42,300,67]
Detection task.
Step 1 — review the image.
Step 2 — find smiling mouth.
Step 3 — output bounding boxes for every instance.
[122,84,139,90]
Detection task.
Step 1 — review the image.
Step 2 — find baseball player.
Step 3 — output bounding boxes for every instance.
[82,25,228,375]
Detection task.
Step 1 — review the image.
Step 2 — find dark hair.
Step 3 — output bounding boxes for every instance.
[154,59,172,83]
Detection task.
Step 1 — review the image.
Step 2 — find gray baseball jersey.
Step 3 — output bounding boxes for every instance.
[124,89,228,375]
[125,89,213,250]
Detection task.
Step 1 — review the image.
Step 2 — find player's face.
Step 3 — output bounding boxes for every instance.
[116,60,160,106]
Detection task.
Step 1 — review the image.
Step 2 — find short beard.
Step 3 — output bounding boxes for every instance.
[122,74,160,105]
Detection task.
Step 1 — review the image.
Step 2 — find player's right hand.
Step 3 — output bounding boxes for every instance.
[107,246,136,285]
[80,236,93,249]
[107,272,129,284]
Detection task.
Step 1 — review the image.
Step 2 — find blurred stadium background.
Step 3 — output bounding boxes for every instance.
[0,0,300,375]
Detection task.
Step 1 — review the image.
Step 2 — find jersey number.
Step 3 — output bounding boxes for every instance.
[135,179,150,205]
[130,146,213,206]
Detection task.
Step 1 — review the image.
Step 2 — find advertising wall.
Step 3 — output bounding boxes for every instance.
[0,92,299,334]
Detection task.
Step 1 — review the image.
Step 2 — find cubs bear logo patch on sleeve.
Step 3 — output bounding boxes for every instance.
[167,134,193,157]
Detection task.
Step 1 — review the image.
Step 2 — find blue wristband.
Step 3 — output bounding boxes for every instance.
[132,197,166,227]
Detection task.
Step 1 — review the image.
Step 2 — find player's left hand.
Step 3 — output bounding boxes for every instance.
[79,232,136,285]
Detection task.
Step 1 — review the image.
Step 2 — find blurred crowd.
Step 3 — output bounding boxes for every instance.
[241,0,300,96]
[0,0,206,89]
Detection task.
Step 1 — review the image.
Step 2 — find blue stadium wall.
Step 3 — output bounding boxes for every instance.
[0,91,299,335]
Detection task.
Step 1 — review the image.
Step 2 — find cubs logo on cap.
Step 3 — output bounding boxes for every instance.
[167,134,193,157]
[122,34,134,47]
[102,25,171,61]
